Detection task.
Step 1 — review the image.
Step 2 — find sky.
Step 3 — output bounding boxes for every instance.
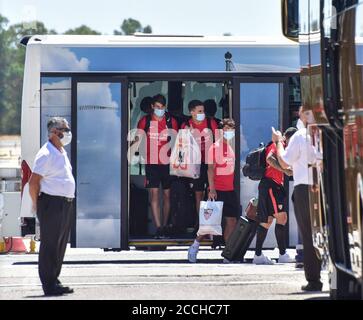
[0,0,283,37]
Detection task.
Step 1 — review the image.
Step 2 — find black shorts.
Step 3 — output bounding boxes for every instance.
[216,190,240,218]
[188,163,208,192]
[145,164,173,189]
[257,178,286,223]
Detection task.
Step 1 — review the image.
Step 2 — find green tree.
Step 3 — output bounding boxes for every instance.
[143,25,152,34]
[6,21,57,49]
[0,15,10,134]
[114,18,152,35]
[64,25,101,35]
[1,21,57,134]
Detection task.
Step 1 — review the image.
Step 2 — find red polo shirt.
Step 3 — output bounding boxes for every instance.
[264,142,284,186]
[207,141,235,191]
[137,114,178,164]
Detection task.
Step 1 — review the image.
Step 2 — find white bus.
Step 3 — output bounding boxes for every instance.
[19,34,300,250]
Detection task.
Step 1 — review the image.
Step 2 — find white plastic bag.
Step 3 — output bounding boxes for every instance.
[20,183,36,218]
[170,129,201,179]
[197,200,223,236]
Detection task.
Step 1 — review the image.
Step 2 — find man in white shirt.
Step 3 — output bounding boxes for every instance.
[29,117,75,296]
[272,107,323,292]
[294,106,305,268]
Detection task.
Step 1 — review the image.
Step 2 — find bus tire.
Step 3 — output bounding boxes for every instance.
[330,265,361,300]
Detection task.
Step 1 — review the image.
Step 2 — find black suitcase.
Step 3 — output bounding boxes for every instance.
[129,183,149,237]
[221,216,258,262]
[169,177,196,235]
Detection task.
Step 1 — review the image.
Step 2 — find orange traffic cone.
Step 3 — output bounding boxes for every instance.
[4,237,27,253]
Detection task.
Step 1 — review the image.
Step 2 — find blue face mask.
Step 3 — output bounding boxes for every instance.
[223,130,235,140]
[154,108,166,117]
[196,113,206,122]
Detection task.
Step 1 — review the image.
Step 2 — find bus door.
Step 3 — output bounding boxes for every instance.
[127,79,229,243]
[70,77,128,249]
[233,77,294,248]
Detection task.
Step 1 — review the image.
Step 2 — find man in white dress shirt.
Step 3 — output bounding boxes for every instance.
[294,106,306,268]
[272,107,323,292]
[29,117,75,296]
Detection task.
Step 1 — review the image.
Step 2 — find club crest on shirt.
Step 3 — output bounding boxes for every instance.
[204,208,213,220]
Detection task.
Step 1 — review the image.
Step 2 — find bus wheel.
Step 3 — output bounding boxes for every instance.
[330,265,361,300]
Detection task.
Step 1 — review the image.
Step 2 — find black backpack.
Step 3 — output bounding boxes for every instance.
[242,141,273,181]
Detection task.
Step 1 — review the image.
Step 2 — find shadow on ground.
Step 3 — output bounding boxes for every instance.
[13,259,252,265]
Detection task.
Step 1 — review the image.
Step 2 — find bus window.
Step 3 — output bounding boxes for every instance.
[40,77,72,156]
[182,81,224,120]
[239,82,282,248]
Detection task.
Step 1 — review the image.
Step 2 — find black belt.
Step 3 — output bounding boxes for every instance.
[39,192,74,202]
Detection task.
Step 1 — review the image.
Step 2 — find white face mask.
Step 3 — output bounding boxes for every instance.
[154,108,166,117]
[60,131,72,146]
[196,113,206,122]
[223,130,235,140]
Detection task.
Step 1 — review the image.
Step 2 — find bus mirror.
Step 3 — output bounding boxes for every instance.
[282,0,299,41]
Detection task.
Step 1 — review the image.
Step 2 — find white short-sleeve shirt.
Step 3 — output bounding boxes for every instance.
[280,128,316,186]
[32,141,75,198]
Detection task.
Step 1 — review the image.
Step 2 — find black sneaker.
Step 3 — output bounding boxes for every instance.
[154,227,163,239]
[161,226,172,239]
[301,281,323,292]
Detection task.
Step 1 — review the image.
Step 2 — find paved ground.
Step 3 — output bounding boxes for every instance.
[0,245,330,301]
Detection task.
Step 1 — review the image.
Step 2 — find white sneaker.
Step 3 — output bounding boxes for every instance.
[188,245,199,263]
[278,252,295,263]
[253,253,275,265]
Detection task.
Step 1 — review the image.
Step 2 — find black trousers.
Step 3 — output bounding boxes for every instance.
[292,184,322,282]
[37,193,73,292]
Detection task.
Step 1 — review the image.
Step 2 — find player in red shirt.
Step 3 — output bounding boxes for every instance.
[134,94,179,239]
[181,100,219,219]
[188,119,238,263]
[253,127,297,265]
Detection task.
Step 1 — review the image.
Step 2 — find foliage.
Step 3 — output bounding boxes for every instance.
[114,18,152,35]
[0,15,11,134]
[0,18,57,134]
[64,25,101,35]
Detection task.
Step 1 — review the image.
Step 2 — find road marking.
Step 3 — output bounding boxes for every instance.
[0,280,293,288]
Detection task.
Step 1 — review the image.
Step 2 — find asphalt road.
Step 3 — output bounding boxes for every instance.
[0,245,330,301]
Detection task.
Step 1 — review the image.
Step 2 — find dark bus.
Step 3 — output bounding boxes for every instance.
[282,0,363,299]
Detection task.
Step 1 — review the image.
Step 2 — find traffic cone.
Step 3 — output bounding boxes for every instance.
[4,237,27,253]
[0,238,5,253]
[29,236,37,254]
